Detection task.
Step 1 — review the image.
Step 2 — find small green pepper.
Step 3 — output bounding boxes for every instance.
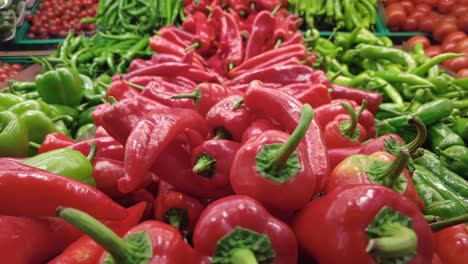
[22,143,97,186]
[0,93,25,110]
[437,146,468,179]
[81,74,104,105]
[0,111,29,157]
[49,104,79,121]
[18,110,72,144]
[35,67,84,107]
[75,123,97,141]
[452,118,468,142]
[429,122,465,150]
[8,100,56,118]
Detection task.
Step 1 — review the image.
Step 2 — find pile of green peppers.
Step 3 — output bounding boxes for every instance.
[0,64,105,157]
[306,27,468,221]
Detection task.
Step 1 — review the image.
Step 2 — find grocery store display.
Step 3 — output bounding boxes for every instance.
[0,61,22,82]
[1,0,468,263]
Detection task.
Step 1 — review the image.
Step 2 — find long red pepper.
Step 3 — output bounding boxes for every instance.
[67,137,125,161]
[140,80,195,109]
[226,64,313,86]
[243,10,276,61]
[278,83,332,108]
[48,202,147,264]
[241,118,281,143]
[0,168,127,220]
[38,132,75,154]
[331,84,383,114]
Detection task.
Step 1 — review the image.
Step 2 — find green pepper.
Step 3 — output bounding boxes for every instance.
[18,110,72,144]
[49,104,79,121]
[22,143,97,186]
[344,44,417,71]
[437,146,468,179]
[411,53,464,76]
[7,81,36,94]
[35,67,84,107]
[0,93,24,110]
[75,123,96,141]
[77,106,96,127]
[429,122,465,150]
[451,77,468,89]
[374,71,435,88]
[452,118,468,142]
[80,74,104,105]
[8,100,56,118]
[0,111,29,157]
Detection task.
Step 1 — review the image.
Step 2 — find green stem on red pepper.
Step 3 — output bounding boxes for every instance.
[163,208,189,230]
[171,88,201,104]
[231,248,259,264]
[429,214,468,232]
[193,153,216,178]
[340,100,367,140]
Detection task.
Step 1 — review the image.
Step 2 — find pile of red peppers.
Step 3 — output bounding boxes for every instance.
[1,1,467,263]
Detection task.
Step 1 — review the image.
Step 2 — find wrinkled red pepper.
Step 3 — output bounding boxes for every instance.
[241,118,281,143]
[225,64,313,86]
[38,132,75,154]
[278,83,332,108]
[243,10,276,60]
[331,84,383,114]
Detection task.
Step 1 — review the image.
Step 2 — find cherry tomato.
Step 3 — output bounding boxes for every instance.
[414,3,433,13]
[450,5,468,16]
[0,74,9,81]
[440,15,457,24]
[0,68,6,75]
[399,1,415,13]
[11,64,22,72]
[438,0,456,14]
[407,36,431,48]
[9,71,18,77]
[424,45,442,57]
[455,38,468,52]
[433,22,458,42]
[386,4,407,27]
[419,14,441,32]
[403,16,419,31]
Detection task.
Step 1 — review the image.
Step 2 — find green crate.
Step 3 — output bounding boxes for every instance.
[1,56,39,66]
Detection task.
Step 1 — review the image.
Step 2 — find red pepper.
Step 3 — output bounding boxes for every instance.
[279,32,303,47]
[127,76,197,91]
[105,80,142,101]
[212,7,244,73]
[241,118,281,143]
[140,80,195,109]
[91,103,111,127]
[0,168,127,220]
[323,100,368,148]
[230,104,318,211]
[230,44,308,78]
[331,84,383,114]
[433,223,468,264]
[193,195,298,263]
[309,69,332,88]
[184,127,206,151]
[92,157,155,199]
[38,132,75,154]
[185,12,216,56]
[100,96,168,145]
[293,184,433,263]
[150,53,182,64]
[326,146,425,211]
[243,81,329,194]
[48,202,147,264]
[225,64,313,86]
[226,0,249,14]
[205,95,252,142]
[171,83,240,117]
[327,146,361,171]
[94,126,110,137]
[122,108,209,193]
[278,83,332,108]
[128,58,153,72]
[116,189,155,221]
[154,189,204,234]
[243,10,276,61]
[0,215,81,264]
[67,137,125,161]
[149,35,186,57]
[58,208,209,264]
[162,26,195,45]
[160,26,192,48]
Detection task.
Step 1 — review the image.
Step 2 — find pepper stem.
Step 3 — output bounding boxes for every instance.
[57,207,136,263]
[28,142,41,149]
[424,215,442,223]
[171,88,201,104]
[268,104,313,172]
[232,98,244,110]
[429,214,468,232]
[122,80,145,91]
[213,127,232,140]
[231,248,259,264]
[366,223,418,259]
[274,38,283,49]
[185,42,201,51]
[382,147,410,187]
[108,96,118,104]
[271,4,282,16]
[193,153,216,178]
[51,115,74,124]
[406,116,427,156]
[340,100,367,138]
[86,142,97,161]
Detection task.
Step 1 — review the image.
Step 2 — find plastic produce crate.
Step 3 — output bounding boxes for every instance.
[1,56,38,66]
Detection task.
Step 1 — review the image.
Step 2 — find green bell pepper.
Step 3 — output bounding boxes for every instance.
[49,104,79,121]
[8,100,57,118]
[35,67,84,107]
[0,111,29,157]
[0,93,24,110]
[452,118,468,142]
[18,110,72,144]
[22,143,97,186]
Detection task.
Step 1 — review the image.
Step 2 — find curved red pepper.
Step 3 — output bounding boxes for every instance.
[193,195,298,263]
[241,118,281,143]
[91,103,111,127]
[121,108,208,193]
[243,10,276,61]
[226,64,313,86]
[149,35,186,57]
[129,76,197,91]
[154,190,204,234]
[0,215,81,264]
[205,95,252,142]
[105,80,141,101]
[186,12,216,56]
[38,132,75,154]
[160,26,192,48]
[332,84,383,114]
[293,184,433,263]
[0,169,127,220]
[66,137,125,161]
[48,202,147,264]
[141,80,195,109]
[433,224,468,264]
[278,83,332,108]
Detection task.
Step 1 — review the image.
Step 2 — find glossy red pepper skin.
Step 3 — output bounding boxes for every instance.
[128,58,154,72]
[226,64,313,86]
[243,11,276,61]
[0,216,81,264]
[91,103,110,127]
[105,80,141,101]
[244,81,329,194]
[433,224,468,264]
[326,151,425,211]
[332,84,383,114]
[230,44,308,78]
[293,184,433,264]
[0,169,127,220]
[183,83,240,117]
[141,81,195,109]
[323,114,367,148]
[38,132,75,154]
[129,76,197,91]
[149,36,186,57]
[122,108,208,193]
[94,126,110,137]
[251,0,286,11]
[278,83,332,108]
[154,190,204,233]
[92,157,154,199]
[48,202,147,264]
[205,95,252,142]
[193,195,298,263]
[116,189,155,221]
[160,26,192,48]
[67,137,125,161]
[100,96,168,145]
[189,12,216,56]
[241,118,281,143]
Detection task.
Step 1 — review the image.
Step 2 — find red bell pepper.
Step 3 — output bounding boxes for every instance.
[193,195,298,263]
[122,108,208,193]
[433,223,468,264]
[230,104,317,211]
[100,96,168,145]
[92,157,154,199]
[205,95,252,142]
[38,132,75,154]
[332,84,383,114]
[278,83,332,108]
[225,64,313,86]
[0,215,81,264]
[171,83,240,117]
[243,10,276,61]
[67,137,125,161]
[326,146,425,211]
[184,127,206,151]
[0,167,127,220]
[323,100,368,148]
[48,202,147,264]
[154,189,204,234]
[241,118,281,143]
[58,208,209,264]
[243,81,329,194]
[293,184,433,263]
[229,44,308,78]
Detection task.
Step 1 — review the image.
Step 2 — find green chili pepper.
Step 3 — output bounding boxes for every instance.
[7,81,36,94]
[429,122,465,150]
[80,74,104,105]
[437,146,468,179]
[452,118,468,142]
[411,53,464,76]
[347,44,417,71]
[35,67,84,107]
[77,106,97,127]
[22,143,97,186]
[0,93,25,110]
[451,77,468,89]
[374,71,435,88]
[0,111,29,157]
